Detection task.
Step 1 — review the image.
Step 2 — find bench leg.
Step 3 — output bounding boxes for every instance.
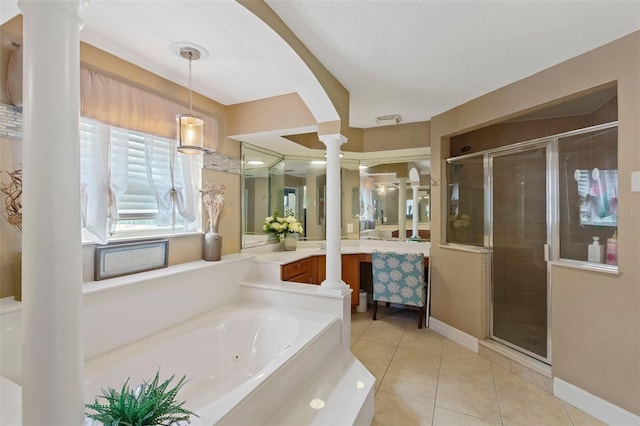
[372,300,378,320]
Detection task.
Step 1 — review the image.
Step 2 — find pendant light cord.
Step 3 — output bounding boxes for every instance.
[188,51,193,115]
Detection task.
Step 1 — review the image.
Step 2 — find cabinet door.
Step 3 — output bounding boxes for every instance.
[342,254,360,306]
[315,255,326,284]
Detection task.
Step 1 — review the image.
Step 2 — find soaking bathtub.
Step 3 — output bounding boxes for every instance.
[84,302,341,425]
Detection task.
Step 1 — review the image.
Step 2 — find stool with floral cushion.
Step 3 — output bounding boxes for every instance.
[371,250,426,328]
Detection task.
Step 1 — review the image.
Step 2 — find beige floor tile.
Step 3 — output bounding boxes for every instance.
[361,319,406,346]
[351,317,372,338]
[561,401,607,426]
[400,327,445,352]
[372,390,434,426]
[435,371,502,423]
[390,346,440,377]
[492,365,572,426]
[440,341,494,379]
[433,407,501,426]
[359,358,390,390]
[351,339,398,366]
[379,365,438,404]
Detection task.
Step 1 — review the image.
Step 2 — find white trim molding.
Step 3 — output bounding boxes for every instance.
[553,377,640,426]
[429,317,479,353]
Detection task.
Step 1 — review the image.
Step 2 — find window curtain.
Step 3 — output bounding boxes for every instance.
[80,68,219,148]
[80,119,109,244]
[144,137,201,229]
[80,119,129,243]
[79,68,214,239]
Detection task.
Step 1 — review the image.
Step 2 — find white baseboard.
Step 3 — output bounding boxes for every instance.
[428,317,479,353]
[553,377,640,426]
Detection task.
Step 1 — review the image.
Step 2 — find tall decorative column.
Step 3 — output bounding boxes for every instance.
[409,167,420,239]
[318,134,348,290]
[411,183,420,238]
[397,178,407,240]
[318,134,350,349]
[20,0,85,424]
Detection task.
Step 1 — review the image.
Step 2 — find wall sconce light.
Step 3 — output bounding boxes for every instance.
[176,45,208,154]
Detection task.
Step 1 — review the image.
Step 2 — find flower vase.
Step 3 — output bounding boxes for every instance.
[283,233,298,251]
[267,233,280,245]
[204,225,222,261]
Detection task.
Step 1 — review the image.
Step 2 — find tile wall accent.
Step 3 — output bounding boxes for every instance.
[0,103,22,140]
[204,151,241,174]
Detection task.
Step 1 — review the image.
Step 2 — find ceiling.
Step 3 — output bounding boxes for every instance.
[2,1,639,139]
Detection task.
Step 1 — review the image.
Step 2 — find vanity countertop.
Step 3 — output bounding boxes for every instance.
[250,240,430,266]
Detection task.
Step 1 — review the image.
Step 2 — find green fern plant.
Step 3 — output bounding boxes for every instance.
[85,369,198,426]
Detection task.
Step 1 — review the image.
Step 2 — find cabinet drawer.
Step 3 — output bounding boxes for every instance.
[281,257,313,281]
[287,271,313,284]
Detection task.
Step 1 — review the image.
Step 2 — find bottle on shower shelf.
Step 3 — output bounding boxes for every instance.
[605,230,618,265]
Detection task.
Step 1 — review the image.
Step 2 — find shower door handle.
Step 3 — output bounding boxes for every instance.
[543,244,550,262]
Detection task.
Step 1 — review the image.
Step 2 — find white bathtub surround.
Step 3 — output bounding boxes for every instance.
[318,134,348,291]
[20,0,85,423]
[83,303,372,425]
[1,252,374,424]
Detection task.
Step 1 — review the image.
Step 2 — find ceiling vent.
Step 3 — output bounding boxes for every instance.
[375,114,401,125]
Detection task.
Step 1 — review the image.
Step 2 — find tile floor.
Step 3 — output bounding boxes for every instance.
[350,308,605,426]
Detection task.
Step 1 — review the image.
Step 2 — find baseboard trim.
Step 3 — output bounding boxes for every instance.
[553,377,640,426]
[428,317,479,353]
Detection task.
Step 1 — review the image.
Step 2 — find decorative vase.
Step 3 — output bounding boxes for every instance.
[204,225,222,261]
[267,233,280,245]
[283,233,298,251]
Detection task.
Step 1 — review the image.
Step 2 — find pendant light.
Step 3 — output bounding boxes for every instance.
[176,46,205,154]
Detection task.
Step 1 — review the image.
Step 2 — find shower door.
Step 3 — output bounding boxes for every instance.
[489,144,550,362]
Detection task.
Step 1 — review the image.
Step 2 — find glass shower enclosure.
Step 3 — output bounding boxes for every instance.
[489,144,550,361]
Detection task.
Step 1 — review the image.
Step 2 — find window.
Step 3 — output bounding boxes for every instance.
[80,118,201,243]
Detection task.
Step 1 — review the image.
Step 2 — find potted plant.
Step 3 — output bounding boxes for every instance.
[85,369,198,426]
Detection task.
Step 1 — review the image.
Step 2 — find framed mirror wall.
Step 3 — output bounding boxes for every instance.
[359,156,431,240]
[242,143,431,246]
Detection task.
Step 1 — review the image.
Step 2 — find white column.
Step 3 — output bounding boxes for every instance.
[397,178,407,240]
[20,1,85,424]
[411,184,420,238]
[318,134,348,290]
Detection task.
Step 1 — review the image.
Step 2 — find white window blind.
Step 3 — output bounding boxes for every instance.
[80,117,201,241]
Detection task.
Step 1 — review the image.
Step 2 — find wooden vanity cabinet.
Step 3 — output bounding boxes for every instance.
[284,254,360,307]
[281,257,314,284]
[341,254,360,307]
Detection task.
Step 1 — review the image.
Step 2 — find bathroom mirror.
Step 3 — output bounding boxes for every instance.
[358,157,431,240]
[242,143,431,246]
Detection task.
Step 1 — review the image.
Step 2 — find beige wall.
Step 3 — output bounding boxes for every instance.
[363,121,430,152]
[227,93,316,137]
[430,31,640,415]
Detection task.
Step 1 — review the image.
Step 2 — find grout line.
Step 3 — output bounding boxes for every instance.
[431,328,446,424]
[559,400,577,426]
[490,363,505,425]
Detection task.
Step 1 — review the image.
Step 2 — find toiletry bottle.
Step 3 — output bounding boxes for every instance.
[588,236,604,263]
[606,230,618,265]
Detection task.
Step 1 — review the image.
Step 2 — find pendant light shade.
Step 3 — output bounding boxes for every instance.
[176,113,204,154]
[176,46,206,154]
